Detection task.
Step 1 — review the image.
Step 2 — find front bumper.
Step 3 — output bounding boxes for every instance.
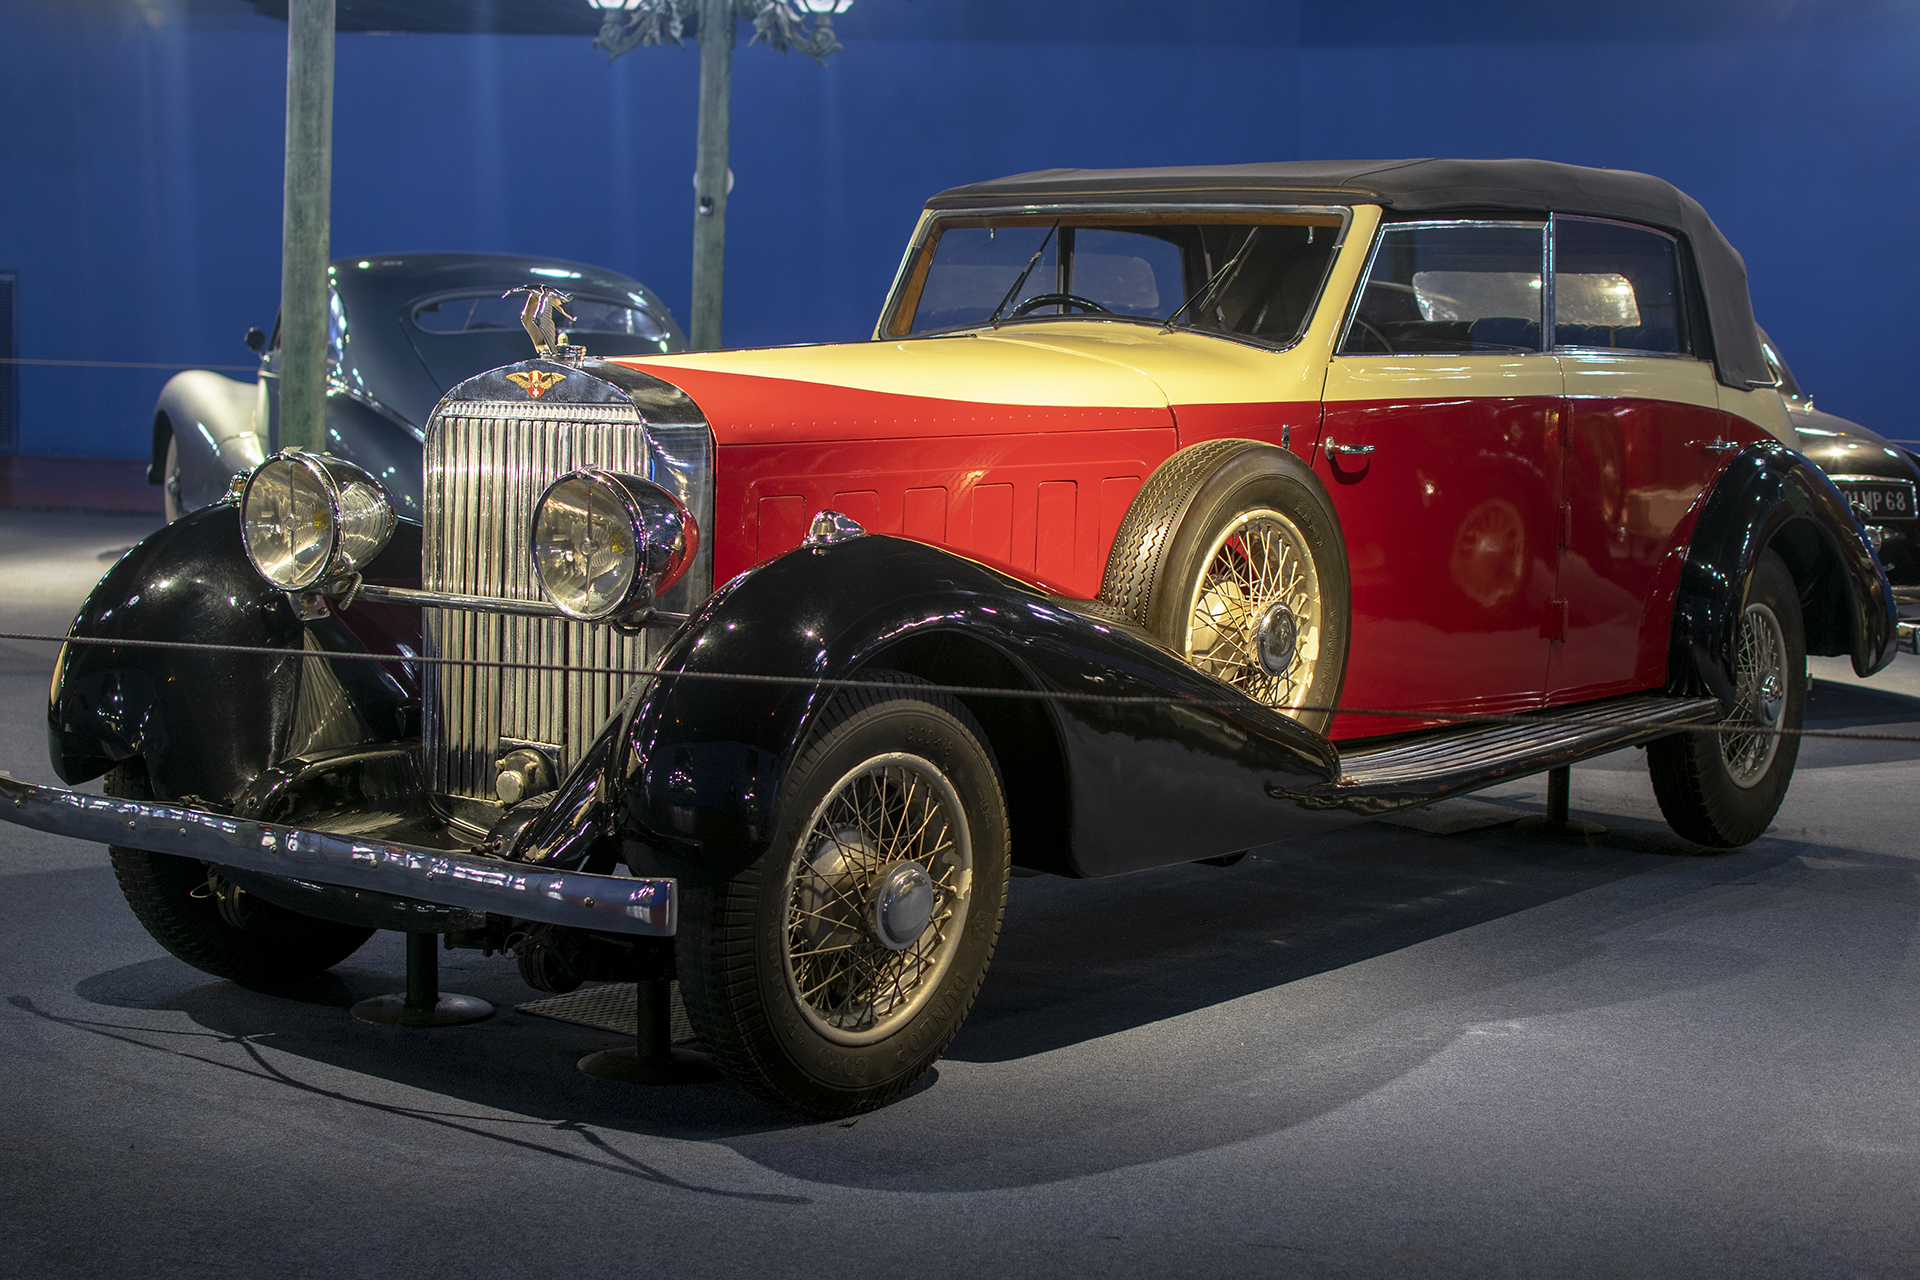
[0,772,674,937]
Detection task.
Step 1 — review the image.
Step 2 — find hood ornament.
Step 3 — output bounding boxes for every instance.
[506,285,586,365]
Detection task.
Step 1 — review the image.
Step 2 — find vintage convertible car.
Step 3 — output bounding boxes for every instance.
[1762,331,1920,593]
[4,159,1900,1118]
[150,252,684,520]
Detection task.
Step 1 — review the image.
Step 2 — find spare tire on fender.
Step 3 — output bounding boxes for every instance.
[1099,438,1351,736]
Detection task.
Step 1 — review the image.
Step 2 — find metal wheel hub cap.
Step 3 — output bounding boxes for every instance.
[1253,601,1299,677]
[1757,673,1785,725]
[871,861,935,951]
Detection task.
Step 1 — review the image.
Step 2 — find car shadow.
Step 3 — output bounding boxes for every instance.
[22,804,1808,1195]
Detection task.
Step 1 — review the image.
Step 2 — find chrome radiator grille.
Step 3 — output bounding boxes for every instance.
[422,401,653,806]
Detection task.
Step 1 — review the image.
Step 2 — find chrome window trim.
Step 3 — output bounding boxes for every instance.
[881,203,1353,353]
[1554,348,1712,363]
[1335,218,1550,358]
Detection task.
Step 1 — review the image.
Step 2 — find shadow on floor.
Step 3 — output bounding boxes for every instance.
[20,811,1766,1191]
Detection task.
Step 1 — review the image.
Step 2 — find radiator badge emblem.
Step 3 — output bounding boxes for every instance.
[506,368,568,399]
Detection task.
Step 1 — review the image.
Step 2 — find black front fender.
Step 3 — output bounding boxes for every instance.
[611,535,1340,885]
[49,505,422,805]
[1674,442,1897,705]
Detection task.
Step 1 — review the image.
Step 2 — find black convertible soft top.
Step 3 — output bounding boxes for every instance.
[927,158,1768,391]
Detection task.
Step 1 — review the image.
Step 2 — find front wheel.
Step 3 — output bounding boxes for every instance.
[105,763,375,983]
[1648,548,1806,847]
[675,674,1010,1118]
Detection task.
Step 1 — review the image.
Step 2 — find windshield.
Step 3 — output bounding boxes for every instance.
[890,211,1344,345]
[411,292,673,341]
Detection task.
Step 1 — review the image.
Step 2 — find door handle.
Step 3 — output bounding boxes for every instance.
[1325,437,1376,457]
[1696,437,1739,454]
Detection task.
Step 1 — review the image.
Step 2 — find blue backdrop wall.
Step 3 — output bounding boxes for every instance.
[2,0,1914,459]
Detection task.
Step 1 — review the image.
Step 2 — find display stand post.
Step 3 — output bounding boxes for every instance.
[351,932,494,1027]
[578,975,720,1086]
[1515,765,1607,838]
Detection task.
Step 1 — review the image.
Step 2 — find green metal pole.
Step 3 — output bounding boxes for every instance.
[278,0,334,452]
[690,0,733,352]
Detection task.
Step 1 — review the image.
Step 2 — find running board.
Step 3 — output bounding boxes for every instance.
[1279,694,1722,815]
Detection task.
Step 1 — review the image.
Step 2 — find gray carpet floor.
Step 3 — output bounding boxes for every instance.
[3,508,1918,1278]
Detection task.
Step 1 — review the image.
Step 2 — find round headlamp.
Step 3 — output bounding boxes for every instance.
[530,470,697,621]
[241,451,398,591]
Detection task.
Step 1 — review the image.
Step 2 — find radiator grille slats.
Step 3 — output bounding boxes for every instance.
[422,401,653,804]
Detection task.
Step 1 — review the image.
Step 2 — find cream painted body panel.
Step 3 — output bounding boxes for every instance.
[1322,352,1566,404]
[635,332,1173,409]
[1557,352,1720,410]
[1717,382,1797,446]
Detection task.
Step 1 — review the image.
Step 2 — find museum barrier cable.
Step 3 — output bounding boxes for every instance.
[0,357,258,372]
[3,630,1914,746]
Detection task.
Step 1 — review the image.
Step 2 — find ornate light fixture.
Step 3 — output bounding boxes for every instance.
[587,0,847,351]
[590,0,846,64]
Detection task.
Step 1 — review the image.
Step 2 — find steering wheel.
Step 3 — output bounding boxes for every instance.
[1006,292,1112,320]
[1352,319,1396,353]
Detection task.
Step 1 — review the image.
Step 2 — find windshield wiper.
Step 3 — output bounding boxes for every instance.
[1163,226,1262,333]
[985,221,1061,329]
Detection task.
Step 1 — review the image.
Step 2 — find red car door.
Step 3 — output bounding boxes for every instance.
[1317,220,1563,738]
[1545,217,1769,701]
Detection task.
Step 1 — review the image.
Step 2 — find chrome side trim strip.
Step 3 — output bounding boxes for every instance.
[0,772,674,937]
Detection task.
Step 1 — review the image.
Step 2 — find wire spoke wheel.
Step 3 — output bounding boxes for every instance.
[783,753,973,1046]
[1182,507,1323,713]
[1719,600,1788,788]
[1648,548,1806,848]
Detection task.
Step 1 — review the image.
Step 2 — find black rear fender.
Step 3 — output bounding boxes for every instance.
[1673,443,1896,707]
[613,535,1339,886]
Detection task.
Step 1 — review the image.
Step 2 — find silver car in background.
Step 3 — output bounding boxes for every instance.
[150,252,684,520]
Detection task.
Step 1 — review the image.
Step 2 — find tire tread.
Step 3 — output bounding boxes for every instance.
[676,673,1008,1117]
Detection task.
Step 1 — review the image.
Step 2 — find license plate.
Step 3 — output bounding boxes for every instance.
[1835,478,1917,523]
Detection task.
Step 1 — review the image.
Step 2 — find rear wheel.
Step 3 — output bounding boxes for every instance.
[1648,549,1806,847]
[105,763,374,983]
[675,674,1010,1118]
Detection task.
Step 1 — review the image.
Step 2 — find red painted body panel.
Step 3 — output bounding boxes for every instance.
[1547,396,1768,702]
[1172,401,1323,457]
[1316,394,1561,738]
[619,352,1774,747]
[714,430,1178,597]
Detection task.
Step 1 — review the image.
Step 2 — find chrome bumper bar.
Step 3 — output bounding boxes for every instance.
[0,772,674,937]
[1898,619,1917,656]
[346,581,687,629]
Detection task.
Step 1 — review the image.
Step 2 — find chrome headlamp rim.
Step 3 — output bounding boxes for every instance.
[529,467,696,622]
[240,449,397,592]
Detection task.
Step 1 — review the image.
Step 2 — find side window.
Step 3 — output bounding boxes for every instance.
[1551,217,1687,356]
[1339,222,1545,355]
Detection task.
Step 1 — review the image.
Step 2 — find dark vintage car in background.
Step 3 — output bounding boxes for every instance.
[3,159,1901,1119]
[150,252,684,520]
[1763,331,1920,597]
